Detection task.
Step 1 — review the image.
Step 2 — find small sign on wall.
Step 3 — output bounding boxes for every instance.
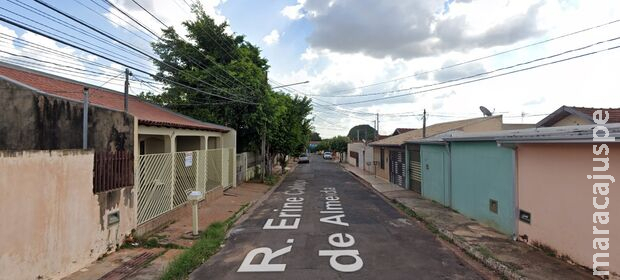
[185,152,193,167]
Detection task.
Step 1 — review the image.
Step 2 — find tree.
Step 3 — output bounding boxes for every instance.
[317,136,350,162]
[141,5,313,178]
[347,124,377,141]
[144,4,271,153]
[266,93,312,174]
[310,132,322,141]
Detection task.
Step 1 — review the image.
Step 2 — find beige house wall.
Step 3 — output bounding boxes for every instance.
[460,116,504,133]
[347,142,375,174]
[517,143,619,274]
[552,114,592,127]
[0,150,136,280]
[373,147,392,181]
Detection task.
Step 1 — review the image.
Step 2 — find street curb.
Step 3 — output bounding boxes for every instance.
[231,163,298,228]
[341,165,526,280]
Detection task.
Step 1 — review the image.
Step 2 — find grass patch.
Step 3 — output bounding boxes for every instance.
[532,241,557,257]
[160,204,249,280]
[263,174,281,186]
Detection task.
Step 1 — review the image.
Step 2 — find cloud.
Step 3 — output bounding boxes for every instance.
[262,29,281,46]
[433,60,485,82]
[281,0,306,20]
[301,0,545,60]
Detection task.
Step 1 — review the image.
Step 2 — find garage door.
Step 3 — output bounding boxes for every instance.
[409,147,422,193]
[389,150,405,188]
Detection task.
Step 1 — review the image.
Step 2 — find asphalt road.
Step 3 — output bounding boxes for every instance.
[191,155,486,280]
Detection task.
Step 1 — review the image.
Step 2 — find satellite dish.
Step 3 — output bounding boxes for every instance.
[479,106,493,117]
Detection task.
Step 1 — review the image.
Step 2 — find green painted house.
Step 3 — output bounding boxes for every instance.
[409,132,517,236]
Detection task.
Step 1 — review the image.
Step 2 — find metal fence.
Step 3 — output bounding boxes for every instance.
[137,148,231,225]
[93,151,134,193]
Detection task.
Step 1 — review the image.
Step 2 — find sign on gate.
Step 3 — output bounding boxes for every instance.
[185,152,193,167]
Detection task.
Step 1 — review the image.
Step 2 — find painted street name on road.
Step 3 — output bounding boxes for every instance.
[238,180,306,272]
[318,187,364,272]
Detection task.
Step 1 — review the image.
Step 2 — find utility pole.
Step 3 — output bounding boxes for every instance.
[422,109,427,138]
[124,68,131,112]
[376,113,380,137]
[83,87,89,149]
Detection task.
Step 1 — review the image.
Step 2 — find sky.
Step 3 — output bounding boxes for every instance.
[1,0,619,138]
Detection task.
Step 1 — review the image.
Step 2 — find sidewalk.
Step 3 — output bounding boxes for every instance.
[342,164,598,280]
[63,182,271,280]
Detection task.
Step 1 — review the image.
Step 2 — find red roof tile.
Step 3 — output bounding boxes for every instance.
[571,107,620,123]
[0,64,230,132]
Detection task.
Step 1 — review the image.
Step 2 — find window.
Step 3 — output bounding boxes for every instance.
[380,148,385,169]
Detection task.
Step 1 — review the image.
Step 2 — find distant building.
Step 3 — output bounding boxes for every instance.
[391,128,416,136]
[370,115,504,191]
[537,105,620,127]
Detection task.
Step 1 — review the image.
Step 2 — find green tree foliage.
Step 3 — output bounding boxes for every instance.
[310,132,322,141]
[317,136,350,161]
[140,4,313,163]
[347,124,377,141]
[266,93,312,173]
[143,4,270,152]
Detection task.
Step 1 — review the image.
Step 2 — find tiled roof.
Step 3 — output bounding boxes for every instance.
[370,115,503,146]
[392,128,416,135]
[441,123,620,143]
[536,105,620,127]
[571,107,620,123]
[0,63,231,132]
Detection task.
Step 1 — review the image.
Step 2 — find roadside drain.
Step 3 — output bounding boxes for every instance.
[98,252,158,280]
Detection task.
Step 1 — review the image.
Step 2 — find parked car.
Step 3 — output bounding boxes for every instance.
[323,152,332,160]
[298,153,309,164]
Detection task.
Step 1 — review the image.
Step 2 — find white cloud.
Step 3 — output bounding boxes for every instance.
[270,0,620,137]
[262,29,281,46]
[281,0,306,20]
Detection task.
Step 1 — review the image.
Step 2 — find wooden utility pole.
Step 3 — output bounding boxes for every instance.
[422,109,427,138]
[376,113,379,137]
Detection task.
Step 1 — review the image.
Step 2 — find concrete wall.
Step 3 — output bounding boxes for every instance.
[347,142,375,173]
[373,146,392,181]
[0,150,136,280]
[517,143,619,274]
[420,144,451,206]
[0,78,133,152]
[552,114,592,127]
[450,141,515,235]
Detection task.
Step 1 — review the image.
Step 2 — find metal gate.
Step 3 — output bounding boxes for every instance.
[409,146,422,193]
[389,150,405,188]
[137,149,229,225]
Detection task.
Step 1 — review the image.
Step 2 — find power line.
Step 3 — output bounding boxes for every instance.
[105,0,259,100]
[321,18,620,95]
[0,15,256,104]
[332,40,620,106]
[29,0,257,102]
[103,0,160,37]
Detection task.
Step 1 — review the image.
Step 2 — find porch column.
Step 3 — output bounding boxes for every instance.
[170,135,176,209]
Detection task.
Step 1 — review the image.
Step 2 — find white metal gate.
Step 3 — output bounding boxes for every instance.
[137,149,230,225]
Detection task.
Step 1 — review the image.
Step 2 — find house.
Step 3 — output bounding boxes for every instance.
[499,124,619,275]
[369,115,504,191]
[537,105,620,127]
[0,62,236,279]
[410,124,619,274]
[347,140,375,174]
[391,128,416,136]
